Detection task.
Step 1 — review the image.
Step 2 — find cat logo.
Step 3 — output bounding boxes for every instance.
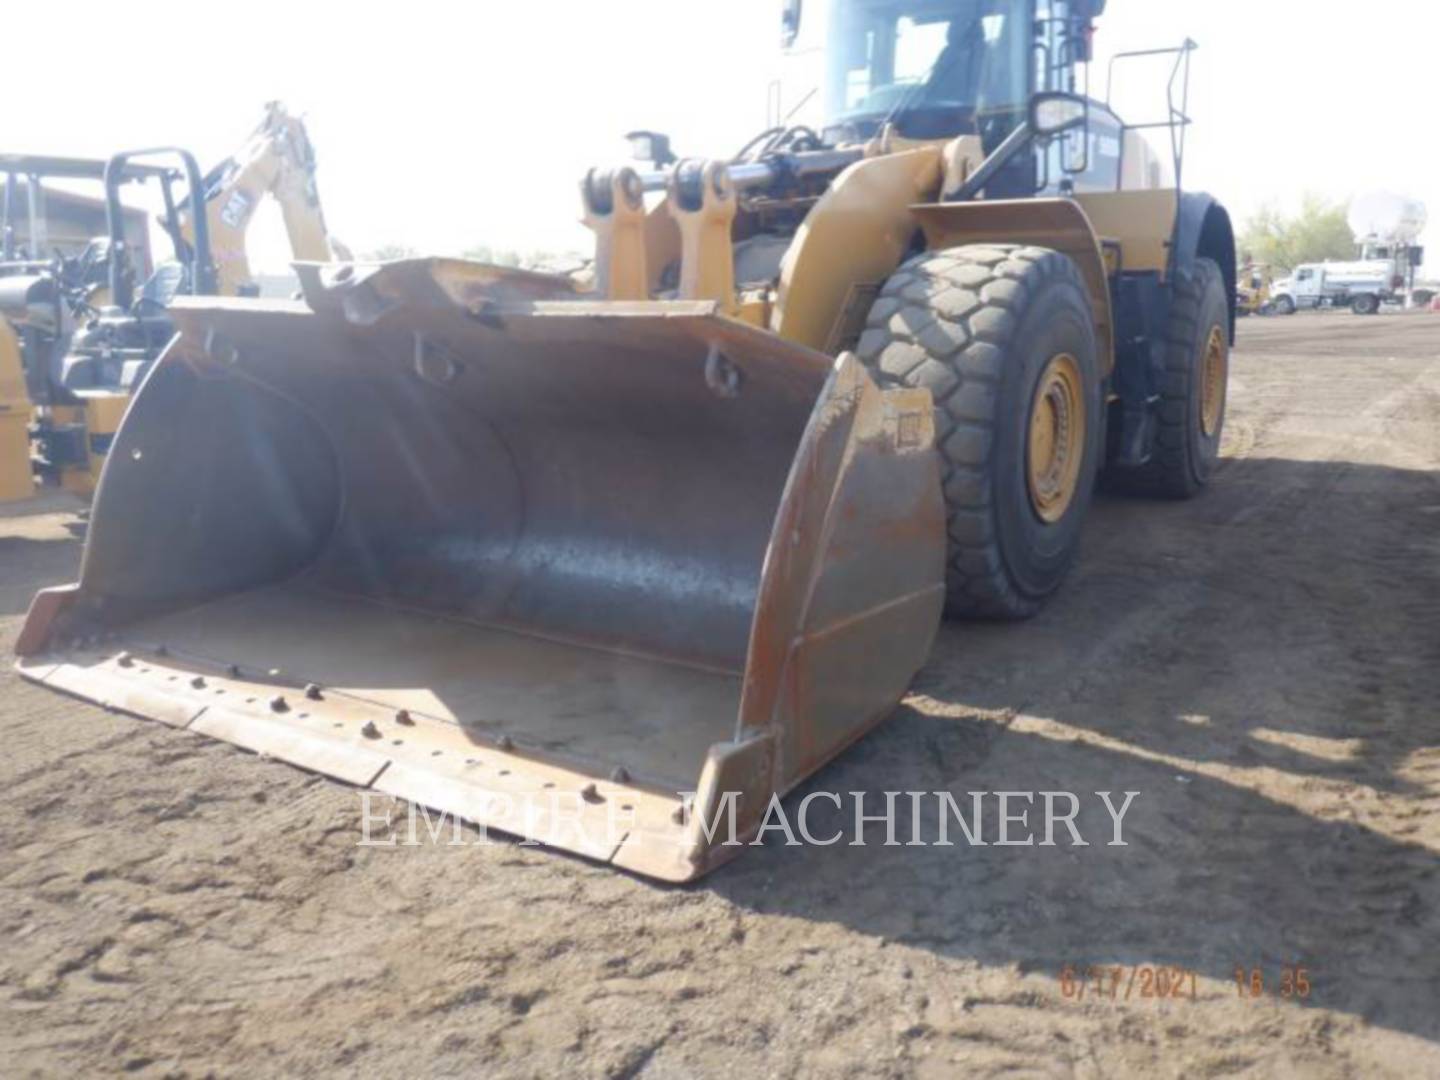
[220,190,254,229]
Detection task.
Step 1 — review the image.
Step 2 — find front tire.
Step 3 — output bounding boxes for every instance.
[857,245,1103,619]
[1352,293,1380,315]
[1273,294,1296,315]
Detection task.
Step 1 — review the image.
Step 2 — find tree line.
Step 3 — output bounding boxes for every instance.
[363,196,1362,279]
[1235,195,1355,273]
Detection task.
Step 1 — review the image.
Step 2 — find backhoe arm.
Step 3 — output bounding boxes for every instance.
[183,102,343,296]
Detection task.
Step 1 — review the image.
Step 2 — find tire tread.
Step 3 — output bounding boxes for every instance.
[857,244,1091,618]
[1122,257,1226,498]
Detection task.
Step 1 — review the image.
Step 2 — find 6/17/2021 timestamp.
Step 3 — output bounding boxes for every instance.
[1059,965,1313,1003]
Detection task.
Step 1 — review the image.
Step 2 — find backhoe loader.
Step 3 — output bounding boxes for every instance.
[0,103,343,498]
[1,154,175,501]
[1236,260,1274,316]
[17,1,1234,882]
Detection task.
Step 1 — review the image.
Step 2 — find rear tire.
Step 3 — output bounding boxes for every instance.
[1352,293,1379,315]
[857,245,1103,619]
[1120,256,1229,498]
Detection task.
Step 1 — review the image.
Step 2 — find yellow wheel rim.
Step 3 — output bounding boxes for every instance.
[1201,325,1227,438]
[1027,353,1086,525]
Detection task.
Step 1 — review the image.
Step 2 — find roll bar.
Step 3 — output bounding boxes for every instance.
[104,147,216,308]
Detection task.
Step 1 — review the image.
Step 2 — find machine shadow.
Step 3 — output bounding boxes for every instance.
[708,452,1439,1043]
[709,708,1440,1044]
[919,453,1440,797]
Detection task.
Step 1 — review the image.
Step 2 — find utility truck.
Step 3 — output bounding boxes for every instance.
[1270,252,1412,315]
[1271,193,1427,316]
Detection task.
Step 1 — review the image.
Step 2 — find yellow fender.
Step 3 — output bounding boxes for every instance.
[911,198,1116,374]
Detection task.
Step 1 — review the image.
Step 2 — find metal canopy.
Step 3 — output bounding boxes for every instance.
[0,153,176,183]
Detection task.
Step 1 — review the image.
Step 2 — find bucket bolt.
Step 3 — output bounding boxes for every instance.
[269,695,290,713]
[395,709,415,727]
[361,721,382,740]
[305,683,324,701]
[190,676,207,689]
[117,652,134,668]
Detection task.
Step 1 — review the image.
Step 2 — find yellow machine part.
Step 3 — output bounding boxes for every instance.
[45,395,126,496]
[0,322,34,502]
[78,395,128,492]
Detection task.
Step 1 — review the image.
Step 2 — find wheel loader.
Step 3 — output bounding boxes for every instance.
[16,1,1235,882]
[0,104,344,499]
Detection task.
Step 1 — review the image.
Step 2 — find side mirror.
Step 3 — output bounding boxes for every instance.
[1071,0,1106,17]
[1030,92,1088,136]
[781,0,803,48]
[625,130,676,168]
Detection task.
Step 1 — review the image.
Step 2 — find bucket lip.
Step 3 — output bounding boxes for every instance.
[18,640,718,882]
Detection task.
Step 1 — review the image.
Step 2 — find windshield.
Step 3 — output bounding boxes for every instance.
[823,0,1032,138]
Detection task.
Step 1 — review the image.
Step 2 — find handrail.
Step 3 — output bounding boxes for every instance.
[1105,39,1196,194]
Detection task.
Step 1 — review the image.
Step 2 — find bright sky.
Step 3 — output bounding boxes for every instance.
[7,1,1437,273]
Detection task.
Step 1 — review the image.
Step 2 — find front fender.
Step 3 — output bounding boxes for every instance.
[911,198,1116,375]
[1174,193,1237,340]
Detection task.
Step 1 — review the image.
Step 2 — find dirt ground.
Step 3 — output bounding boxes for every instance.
[2,311,1438,1078]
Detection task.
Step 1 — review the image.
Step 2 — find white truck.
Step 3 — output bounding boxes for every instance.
[1270,251,1413,316]
[1271,192,1427,316]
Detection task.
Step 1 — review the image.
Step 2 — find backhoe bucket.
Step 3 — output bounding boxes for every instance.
[16,259,944,882]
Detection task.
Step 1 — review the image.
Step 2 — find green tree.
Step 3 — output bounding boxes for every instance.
[461,246,522,267]
[360,243,417,262]
[1238,195,1355,274]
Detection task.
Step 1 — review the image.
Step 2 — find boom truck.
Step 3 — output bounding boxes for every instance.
[0,104,343,499]
[17,2,1235,881]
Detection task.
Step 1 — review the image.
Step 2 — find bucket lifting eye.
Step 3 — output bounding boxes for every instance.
[413,334,463,386]
[704,346,742,399]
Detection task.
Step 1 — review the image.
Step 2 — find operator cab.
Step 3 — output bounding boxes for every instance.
[794,0,1112,196]
[820,0,1032,143]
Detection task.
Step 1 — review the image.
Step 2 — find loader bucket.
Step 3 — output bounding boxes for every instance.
[16,259,944,882]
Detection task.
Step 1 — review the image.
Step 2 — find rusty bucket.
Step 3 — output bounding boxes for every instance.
[16,259,944,881]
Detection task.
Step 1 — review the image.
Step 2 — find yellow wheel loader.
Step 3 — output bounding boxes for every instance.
[17,1,1234,881]
[0,104,343,499]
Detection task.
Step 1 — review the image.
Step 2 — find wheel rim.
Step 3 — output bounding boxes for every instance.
[1027,352,1086,524]
[1200,325,1227,437]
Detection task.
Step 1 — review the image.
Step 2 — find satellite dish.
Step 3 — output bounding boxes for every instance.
[1348,191,1428,243]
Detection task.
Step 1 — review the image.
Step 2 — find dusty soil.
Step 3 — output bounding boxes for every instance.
[2,311,1438,1078]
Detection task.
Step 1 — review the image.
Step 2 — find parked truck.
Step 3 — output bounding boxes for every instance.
[1271,192,1426,316]
[1272,253,1405,316]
